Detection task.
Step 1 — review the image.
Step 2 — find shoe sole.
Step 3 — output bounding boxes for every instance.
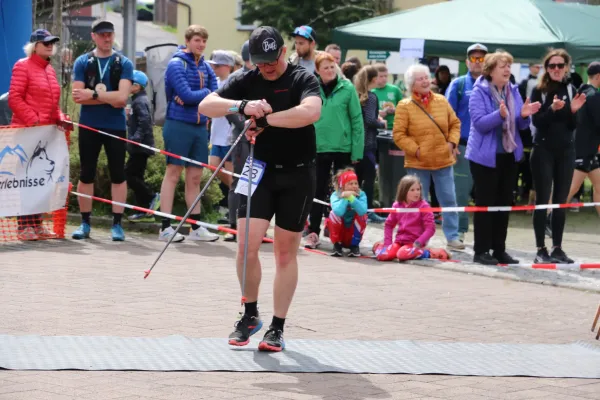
[187,236,219,242]
[159,236,185,243]
[228,320,263,346]
[258,341,285,352]
[72,234,90,240]
[330,252,343,257]
[347,253,360,257]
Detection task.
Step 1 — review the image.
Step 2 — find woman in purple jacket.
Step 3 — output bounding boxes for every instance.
[466,51,541,265]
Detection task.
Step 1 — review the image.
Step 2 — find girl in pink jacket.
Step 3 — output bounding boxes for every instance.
[373,175,450,261]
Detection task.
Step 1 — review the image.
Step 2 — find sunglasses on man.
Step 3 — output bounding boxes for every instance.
[469,55,485,63]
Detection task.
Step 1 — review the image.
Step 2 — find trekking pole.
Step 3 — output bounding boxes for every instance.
[144,120,253,279]
[240,136,256,305]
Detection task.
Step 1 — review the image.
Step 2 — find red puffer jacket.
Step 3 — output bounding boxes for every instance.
[8,53,62,126]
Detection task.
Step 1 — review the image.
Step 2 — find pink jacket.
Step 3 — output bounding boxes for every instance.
[383,200,436,246]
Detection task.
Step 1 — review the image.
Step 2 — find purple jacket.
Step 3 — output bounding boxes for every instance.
[465,76,531,168]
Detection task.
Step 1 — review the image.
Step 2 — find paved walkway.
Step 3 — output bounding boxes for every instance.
[1,228,599,399]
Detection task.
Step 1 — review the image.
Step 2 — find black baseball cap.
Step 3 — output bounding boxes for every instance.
[92,19,115,34]
[587,61,600,77]
[30,29,59,44]
[248,26,284,64]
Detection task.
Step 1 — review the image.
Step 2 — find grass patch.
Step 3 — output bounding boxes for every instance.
[160,25,178,34]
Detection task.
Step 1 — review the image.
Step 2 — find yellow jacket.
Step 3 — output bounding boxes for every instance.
[393,92,461,170]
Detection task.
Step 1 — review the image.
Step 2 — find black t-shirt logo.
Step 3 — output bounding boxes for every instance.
[262,38,277,52]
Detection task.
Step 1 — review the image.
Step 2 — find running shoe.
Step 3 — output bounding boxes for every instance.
[111,224,125,241]
[228,313,263,346]
[188,226,219,242]
[158,226,185,242]
[534,247,558,264]
[550,247,574,264]
[18,227,38,241]
[258,327,285,352]
[348,245,361,257]
[330,242,343,257]
[303,232,320,249]
[72,223,91,240]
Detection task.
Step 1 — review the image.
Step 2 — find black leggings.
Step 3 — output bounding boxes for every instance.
[308,152,352,235]
[355,152,376,210]
[530,145,575,248]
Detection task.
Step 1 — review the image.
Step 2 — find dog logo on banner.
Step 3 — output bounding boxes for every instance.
[26,141,56,182]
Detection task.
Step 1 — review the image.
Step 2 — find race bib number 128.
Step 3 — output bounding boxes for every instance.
[234,156,265,197]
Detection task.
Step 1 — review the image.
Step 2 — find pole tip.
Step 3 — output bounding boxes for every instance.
[144,270,151,279]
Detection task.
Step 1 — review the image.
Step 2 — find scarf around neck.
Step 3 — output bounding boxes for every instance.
[413,91,433,107]
[489,83,517,153]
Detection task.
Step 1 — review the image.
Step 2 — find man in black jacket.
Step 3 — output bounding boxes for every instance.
[126,70,160,222]
[566,61,600,216]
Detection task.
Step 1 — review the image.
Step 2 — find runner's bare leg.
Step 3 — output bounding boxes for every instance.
[236,217,269,302]
[272,226,302,318]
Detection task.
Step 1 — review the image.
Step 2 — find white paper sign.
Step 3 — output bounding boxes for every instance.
[0,125,70,217]
[234,156,266,197]
[400,38,425,59]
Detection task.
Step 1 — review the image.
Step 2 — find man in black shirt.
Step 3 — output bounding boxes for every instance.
[198,26,321,352]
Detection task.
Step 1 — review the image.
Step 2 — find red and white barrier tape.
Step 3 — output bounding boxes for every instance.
[69,191,600,270]
[69,191,337,258]
[72,122,600,213]
[371,203,600,214]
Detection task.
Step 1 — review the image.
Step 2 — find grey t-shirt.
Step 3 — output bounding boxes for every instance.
[298,57,315,74]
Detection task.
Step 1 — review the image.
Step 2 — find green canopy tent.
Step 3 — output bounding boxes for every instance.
[332,0,600,64]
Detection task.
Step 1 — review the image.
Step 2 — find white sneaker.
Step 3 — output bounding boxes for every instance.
[303,232,321,249]
[447,239,466,250]
[158,226,185,243]
[188,226,219,242]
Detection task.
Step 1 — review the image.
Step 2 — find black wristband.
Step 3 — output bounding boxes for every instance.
[238,100,248,115]
[255,116,269,129]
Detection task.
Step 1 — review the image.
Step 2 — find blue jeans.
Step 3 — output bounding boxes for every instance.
[406,166,460,242]
[453,145,473,234]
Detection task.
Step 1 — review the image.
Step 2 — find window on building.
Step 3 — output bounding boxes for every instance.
[236,0,257,31]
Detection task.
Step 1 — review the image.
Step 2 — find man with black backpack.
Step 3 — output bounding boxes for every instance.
[445,43,487,243]
[71,20,134,241]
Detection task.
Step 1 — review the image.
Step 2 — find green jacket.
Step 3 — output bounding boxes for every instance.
[314,77,365,161]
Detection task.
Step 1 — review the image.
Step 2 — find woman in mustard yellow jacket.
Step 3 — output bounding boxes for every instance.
[393,64,464,250]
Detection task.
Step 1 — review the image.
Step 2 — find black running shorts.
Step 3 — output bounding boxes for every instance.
[575,155,600,173]
[78,126,127,184]
[237,165,316,233]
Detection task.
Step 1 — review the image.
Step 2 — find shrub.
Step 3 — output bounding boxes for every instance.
[67,106,224,221]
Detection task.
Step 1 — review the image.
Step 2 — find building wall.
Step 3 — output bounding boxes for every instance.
[175,0,254,57]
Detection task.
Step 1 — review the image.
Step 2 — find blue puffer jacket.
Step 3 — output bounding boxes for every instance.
[165,47,217,125]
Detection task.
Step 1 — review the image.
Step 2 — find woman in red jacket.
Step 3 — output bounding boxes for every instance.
[8,29,63,240]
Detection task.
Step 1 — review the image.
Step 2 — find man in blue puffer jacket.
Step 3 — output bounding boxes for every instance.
[158,24,219,243]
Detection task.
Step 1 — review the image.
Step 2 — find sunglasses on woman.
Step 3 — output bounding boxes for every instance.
[547,63,566,70]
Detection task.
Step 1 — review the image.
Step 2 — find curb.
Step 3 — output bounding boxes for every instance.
[406,258,600,294]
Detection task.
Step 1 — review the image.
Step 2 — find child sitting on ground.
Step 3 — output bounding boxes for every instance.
[326,168,368,257]
[373,175,450,261]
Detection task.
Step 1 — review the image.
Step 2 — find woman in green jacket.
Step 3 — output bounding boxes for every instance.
[304,52,365,250]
